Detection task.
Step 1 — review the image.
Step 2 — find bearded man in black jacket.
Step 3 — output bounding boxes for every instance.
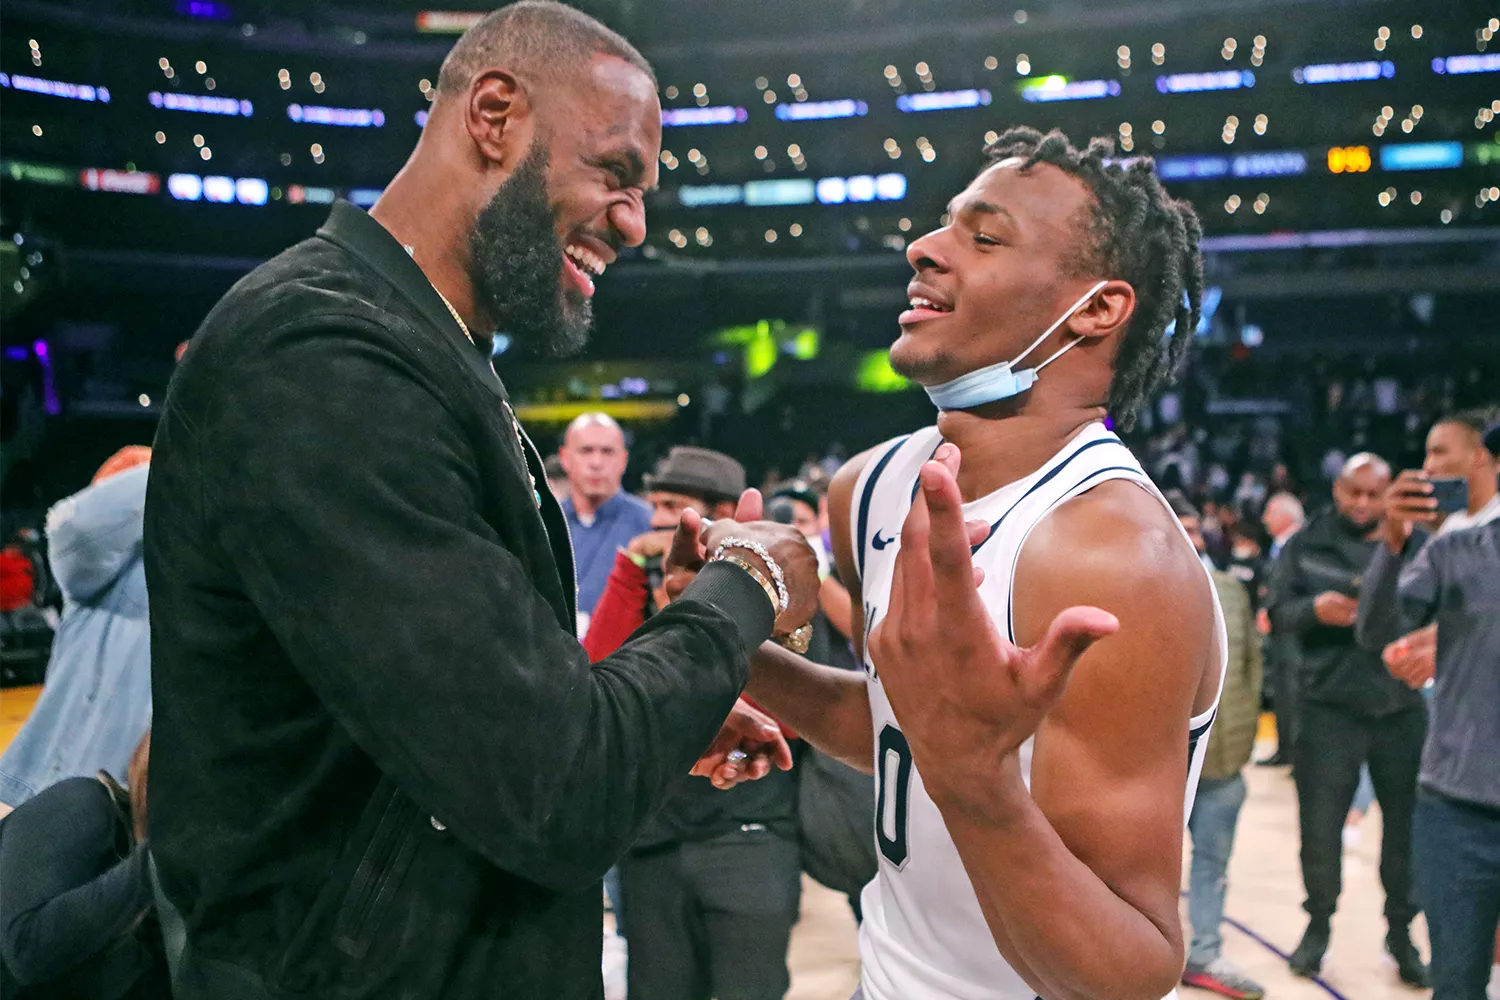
[142,5,818,998]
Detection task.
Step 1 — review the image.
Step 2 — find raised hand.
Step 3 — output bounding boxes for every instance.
[661,488,820,634]
[1384,470,1438,553]
[867,444,1118,805]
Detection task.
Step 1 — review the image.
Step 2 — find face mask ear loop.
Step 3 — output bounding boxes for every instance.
[1027,279,1110,375]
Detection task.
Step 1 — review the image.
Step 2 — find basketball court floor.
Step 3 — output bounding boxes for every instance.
[0,687,1429,999]
[786,750,1431,1000]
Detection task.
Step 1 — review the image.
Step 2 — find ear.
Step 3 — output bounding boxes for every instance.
[1067,279,1136,342]
[465,69,535,168]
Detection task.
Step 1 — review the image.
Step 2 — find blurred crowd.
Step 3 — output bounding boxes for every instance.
[1,383,1497,1000]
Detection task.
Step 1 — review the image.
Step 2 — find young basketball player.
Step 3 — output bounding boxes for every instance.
[729,128,1223,1000]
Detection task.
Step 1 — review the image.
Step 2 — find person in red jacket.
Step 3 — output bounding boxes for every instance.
[583,446,746,661]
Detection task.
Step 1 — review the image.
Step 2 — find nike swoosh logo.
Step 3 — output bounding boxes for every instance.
[872,530,894,550]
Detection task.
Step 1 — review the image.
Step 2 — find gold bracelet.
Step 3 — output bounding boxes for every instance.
[719,554,783,618]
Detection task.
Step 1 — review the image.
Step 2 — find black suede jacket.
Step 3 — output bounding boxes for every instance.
[143,201,772,999]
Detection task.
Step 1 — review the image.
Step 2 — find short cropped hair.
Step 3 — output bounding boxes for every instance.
[437,1,655,97]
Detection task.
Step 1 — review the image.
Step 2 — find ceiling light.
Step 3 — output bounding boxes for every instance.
[200,147,212,160]
[898,217,911,231]
[665,85,678,99]
[692,83,707,97]
[193,133,205,146]
[755,76,768,90]
[1152,42,1165,64]
[1410,24,1422,38]
[1152,119,1166,134]
[984,129,999,144]
[984,56,998,70]
[1409,190,1422,204]
[789,223,803,237]
[1224,194,1241,213]
[754,145,768,159]
[155,130,166,143]
[765,229,778,243]
[1016,54,1030,75]
[31,124,42,136]
[787,73,801,87]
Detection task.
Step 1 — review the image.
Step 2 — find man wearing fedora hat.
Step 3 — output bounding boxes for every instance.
[582,447,748,657]
[583,446,804,1000]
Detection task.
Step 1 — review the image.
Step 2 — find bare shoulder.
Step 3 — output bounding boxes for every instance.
[1018,480,1211,635]
[1015,479,1217,717]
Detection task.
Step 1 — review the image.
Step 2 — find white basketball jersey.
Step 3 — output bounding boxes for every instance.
[849,421,1226,1000]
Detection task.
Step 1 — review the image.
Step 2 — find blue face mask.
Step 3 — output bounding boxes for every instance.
[923,280,1109,411]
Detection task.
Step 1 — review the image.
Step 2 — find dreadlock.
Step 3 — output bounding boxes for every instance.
[981,126,1203,430]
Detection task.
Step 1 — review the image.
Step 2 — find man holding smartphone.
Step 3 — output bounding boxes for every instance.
[1355,417,1500,1000]
[1386,408,1500,542]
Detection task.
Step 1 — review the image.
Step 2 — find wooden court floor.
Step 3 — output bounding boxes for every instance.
[787,747,1430,1000]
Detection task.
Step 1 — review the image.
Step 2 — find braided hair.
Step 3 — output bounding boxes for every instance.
[981,127,1203,429]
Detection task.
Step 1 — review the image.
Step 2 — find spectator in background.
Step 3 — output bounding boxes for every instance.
[559,412,653,636]
[1355,419,1500,1000]
[1266,453,1428,986]
[582,446,745,660]
[1257,491,1305,767]
[584,447,802,1000]
[1411,407,1500,534]
[0,730,166,999]
[1170,493,1266,1000]
[0,448,153,817]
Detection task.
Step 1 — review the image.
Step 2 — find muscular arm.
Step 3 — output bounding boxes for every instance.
[742,448,875,770]
[937,484,1214,1000]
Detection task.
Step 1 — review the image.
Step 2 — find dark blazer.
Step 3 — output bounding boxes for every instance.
[143,201,772,999]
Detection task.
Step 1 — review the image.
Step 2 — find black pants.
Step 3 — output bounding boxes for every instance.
[1267,633,1300,757]
[618,827,801,1000]
[1295,700,1425,927]
[1414,791,1500,1000]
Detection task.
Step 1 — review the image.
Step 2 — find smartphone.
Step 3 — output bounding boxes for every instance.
[1430,476,1469,514]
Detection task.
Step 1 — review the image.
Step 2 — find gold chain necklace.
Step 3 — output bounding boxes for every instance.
[404,244,542,509]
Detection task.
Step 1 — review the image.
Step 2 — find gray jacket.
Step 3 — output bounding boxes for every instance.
[1357,521,1500,809]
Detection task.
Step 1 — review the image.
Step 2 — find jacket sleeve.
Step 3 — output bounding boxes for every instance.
[0,778,154,986]
[581,552,652,663]
[1356,535,1438,652]
[44,464,149,606]
[1244,590,1264,705]
[1265,533,1319,636]
[204,320,773,891]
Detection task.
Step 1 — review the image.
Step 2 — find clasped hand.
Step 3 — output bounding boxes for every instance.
[668,488,819,788]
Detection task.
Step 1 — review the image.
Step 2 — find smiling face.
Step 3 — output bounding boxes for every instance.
[467,54,660,357]
[892,158,1120,386]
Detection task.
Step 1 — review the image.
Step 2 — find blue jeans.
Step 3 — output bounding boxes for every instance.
[1186,774,1248,966]
[1413,791,1500,1000]
[604,864,625,934]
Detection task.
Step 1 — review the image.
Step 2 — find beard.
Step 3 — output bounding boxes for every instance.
[467,142,591,358]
